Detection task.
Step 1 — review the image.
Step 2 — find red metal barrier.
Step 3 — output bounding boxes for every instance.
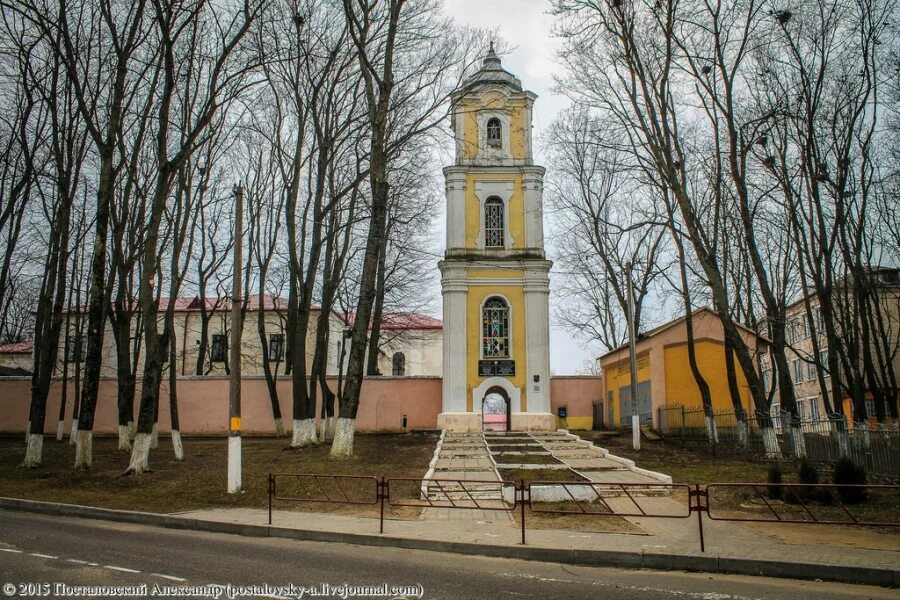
[527,481,692,518]
[266,473,899,552]
[386,477,517,511]
[267,473,379,525]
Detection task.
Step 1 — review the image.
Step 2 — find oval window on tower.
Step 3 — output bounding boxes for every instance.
[486,117,502,147]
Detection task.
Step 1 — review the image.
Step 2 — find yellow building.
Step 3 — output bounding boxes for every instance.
[437,46,554,432]
[598,308,768,429]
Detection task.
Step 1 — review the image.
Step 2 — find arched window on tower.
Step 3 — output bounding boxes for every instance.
[482,297,510,358]
[392,352,406,376]
[486,117,502,146]
[484,197,504,248]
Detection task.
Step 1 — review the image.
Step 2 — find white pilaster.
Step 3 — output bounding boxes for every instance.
[523,167,545,252]
[524,262,552,414]
[444,168,467,251]
[440,262,468,413]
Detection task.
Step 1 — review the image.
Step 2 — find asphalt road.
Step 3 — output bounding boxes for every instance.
[0,509,893,600]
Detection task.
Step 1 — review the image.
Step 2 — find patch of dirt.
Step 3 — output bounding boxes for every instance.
[738,522,900,551]
[0,433,437,517]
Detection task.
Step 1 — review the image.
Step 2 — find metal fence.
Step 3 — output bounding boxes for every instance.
[657,405,900,480]
[267,472,899,551]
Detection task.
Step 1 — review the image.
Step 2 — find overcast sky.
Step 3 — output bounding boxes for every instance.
[437,0,602,375]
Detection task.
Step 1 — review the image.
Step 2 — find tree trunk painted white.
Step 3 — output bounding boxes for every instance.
[22,434,43,468]
[25,421,30,444]
[117,425,132,451]
[172,430,184,461]
[291,418,316,447]
[330,418,355,457]
[127,433,152,474]
[790,426,806,458]
[274,417,284,438]
[829,419,850,457]
[74,430,92,469]
[69,419,78,445]
[127,420,135,441]
[318,416,335,443]
[704,415,718,444]
[762,426,780,459]
[150,423,159,449]
[737,419,749,449]
[55,421,65,442]
[857,422,871,449]
[227,435,241,493]
[878,422,889,439]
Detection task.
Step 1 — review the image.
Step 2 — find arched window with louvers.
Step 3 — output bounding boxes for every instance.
[484,197,504,248]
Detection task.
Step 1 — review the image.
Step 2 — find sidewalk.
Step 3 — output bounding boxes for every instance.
[178,501,900,570]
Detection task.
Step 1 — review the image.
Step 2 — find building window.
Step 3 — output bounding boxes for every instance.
[268,333,284,362]
[819,349,830,378]
[482,296,510,358]
[770,402,782,432]
[484,197,504,248]
[211,334,227,363]
[392,352,406,376]
[760,369,768,395]
[802,315,810,339]
[864,398,876,419]
[486,117,501,146]
[808,398,820,421]
[806,359,816,382]
[797,398,806,421]
[792,359,803,384]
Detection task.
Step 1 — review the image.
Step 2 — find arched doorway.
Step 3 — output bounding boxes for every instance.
[481,386,511,432]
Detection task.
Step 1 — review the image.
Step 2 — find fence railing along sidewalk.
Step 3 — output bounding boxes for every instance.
[657,405,900,480]
[266,472,899,551]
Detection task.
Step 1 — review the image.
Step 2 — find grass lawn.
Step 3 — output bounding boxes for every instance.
[498,468,587,485]
[578,430,777,484]
[0,433,437,519]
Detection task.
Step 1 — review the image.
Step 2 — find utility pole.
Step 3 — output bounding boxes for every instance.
[626,260,640,450]
[228,184,243,493]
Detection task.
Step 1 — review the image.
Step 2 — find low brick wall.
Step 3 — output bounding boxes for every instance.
[0,375,601,435]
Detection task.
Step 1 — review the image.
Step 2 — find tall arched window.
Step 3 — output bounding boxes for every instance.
[484,197,504,248]
[392,352,406,376]
[486,117,502,146]
[482,297,510,358]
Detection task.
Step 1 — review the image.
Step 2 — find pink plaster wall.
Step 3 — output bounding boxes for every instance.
[0,376,600,435]
[550,376,602,420]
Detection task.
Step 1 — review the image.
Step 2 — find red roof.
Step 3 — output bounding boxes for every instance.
[65,295,302,313]
[0,341,32,354]
[380,312,442,330]
[345,312,442,331]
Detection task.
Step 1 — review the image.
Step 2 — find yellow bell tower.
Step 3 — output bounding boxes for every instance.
[438,46,554,432]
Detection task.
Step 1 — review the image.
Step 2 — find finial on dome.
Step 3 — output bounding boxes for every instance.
[483,41,501,68]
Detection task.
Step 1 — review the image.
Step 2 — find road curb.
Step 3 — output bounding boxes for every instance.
[1,497,896,587]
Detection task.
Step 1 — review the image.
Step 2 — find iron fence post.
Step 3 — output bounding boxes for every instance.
[379,476,386,534]
[267,473,273,525]
[520,479,526,545]
[691,484,706,553]
[681,405,686,447]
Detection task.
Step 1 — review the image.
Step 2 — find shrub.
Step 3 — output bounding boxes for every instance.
[833,458,867,504]
[766,462,783,500]
[797,458,820,485]
[788,458,819,503]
